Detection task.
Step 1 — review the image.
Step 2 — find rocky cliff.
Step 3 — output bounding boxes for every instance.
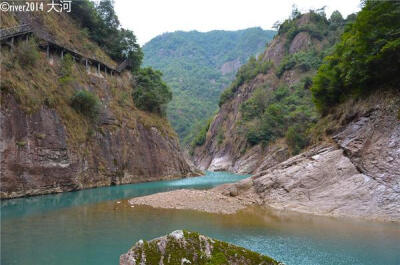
[120,230,281,265]
[0,12,194,199]
[219,90,400,221]
[192,13,344,173]
[190,10,400,221]
[134,90,400,221]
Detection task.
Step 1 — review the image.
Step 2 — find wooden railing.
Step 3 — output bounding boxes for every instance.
[0,24,32,40]
[0,24,131,73]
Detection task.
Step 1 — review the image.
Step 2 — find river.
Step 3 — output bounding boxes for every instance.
[1,171,399,265]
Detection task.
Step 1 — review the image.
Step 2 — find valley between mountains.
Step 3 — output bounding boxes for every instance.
[1,1,400,265]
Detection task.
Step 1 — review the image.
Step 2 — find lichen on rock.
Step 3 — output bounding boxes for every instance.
[120,230,282,265]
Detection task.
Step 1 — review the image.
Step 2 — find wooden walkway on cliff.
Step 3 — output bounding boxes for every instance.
[0,24,130,75]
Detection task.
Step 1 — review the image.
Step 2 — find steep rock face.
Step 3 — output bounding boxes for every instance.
[220,58,241,75]
[252,145,399,221]
[0,12,194,199]
[0,93,194,199]
[219,95,400,221]
[192,72,281,173]
[120,230,281,265]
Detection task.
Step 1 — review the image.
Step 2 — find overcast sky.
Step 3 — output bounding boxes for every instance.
[114,0,362,46]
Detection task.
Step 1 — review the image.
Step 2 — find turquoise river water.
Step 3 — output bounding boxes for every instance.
[1,171,399,265]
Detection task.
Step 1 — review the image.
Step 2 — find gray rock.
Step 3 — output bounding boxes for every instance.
[120,230,281,265]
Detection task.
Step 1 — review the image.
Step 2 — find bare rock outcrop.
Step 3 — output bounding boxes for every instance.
[225,97,400,221]
[176,93,400,221]
[252,145,399,221]
[120,230,281,265]
[0,93,194,199]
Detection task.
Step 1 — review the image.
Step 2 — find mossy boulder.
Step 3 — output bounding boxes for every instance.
[120,230,282,265]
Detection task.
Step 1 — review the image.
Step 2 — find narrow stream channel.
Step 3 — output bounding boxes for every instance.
[1,171,399,265]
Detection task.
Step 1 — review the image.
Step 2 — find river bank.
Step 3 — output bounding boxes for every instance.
[129,188,258,214]
[2,171,400,265]
[128,158,400,223]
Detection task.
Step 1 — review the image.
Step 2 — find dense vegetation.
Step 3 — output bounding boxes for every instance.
[240,81,318,154]
[143,28,275,144]
[203,8,354,154]
[69,0,142,71]
[218,8,345,108]
[191,117,213,147]
[132,68,172,115]
[68,0,172,116]
[311,0,400,113]
[219,56,273,106]
[70,90,100,121]
[15,39,39,68]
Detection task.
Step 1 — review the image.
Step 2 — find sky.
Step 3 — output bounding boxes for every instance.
[114,0,362,46]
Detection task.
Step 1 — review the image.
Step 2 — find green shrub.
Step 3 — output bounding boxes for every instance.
[218,88,234,107]
[286,125,309,155]
[302,76,313,89]
[59,54,74,84]
[16,141,27,147]
[277,51,323,78]
[191,117,212,147]
[276,55,296,77]
[240,82,318,148]
[70,0,143,70]
[216,129,225,145]
[132,67,172,115]
[16,39,39,67]
[219,57,272,107]
[329,10,344,30]
[240,85,270,121]
[295,51,322,71]
[117,92,129,106]
[71,90,100,120]
[311,0,400,114]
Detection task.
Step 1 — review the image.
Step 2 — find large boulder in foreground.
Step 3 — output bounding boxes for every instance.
[120,230,281,265]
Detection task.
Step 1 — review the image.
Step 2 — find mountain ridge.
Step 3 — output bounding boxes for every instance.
[143,28,276,143]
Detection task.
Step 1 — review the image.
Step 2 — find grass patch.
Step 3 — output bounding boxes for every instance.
[15,39,40,68]
[70,90,100,121]
[16,141,27,147]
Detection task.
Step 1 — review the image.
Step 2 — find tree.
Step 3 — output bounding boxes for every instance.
[330,10,343,24]
[132,67,172,115]
[118,29,143,72]
[272,21,281,31]
[329,10,344,29]
[96,0,119,29]
[68,0,142,68]
[291,4,301,19]
[311,0,400,113]
[71,90,100,120]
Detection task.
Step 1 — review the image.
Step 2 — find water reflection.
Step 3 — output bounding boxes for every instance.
[2,200,399,265]
[1,171,399,265]
[1,171,249,219]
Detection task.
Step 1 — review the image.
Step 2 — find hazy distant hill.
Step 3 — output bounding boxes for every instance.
[143,28,276,144]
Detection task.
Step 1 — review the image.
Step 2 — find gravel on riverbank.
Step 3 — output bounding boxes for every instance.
[128,188,259,214]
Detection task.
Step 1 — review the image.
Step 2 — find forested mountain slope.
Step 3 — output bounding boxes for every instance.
[192,9,349,172]
[191,1,400,221]
[143,28,275,144]
[0,2,194,199]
